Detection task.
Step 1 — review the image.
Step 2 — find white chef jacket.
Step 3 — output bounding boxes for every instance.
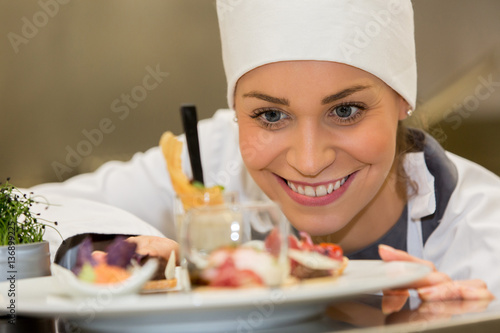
[33,109,500,297]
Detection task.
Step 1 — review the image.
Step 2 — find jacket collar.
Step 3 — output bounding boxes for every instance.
[404,129,459,244]
[404,151,436,220]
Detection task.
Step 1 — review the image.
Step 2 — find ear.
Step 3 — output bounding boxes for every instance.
[397,96,412,121]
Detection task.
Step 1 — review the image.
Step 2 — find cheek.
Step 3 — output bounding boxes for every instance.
[238,124,277,170]
[348,121,397,167]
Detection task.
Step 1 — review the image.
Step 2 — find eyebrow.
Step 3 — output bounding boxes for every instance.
[242,92,290,106]
[321,85,372,105]
[242,84,372,106]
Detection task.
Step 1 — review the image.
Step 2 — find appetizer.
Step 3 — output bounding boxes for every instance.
[71,236,177,291]
[193,243,288,288]
[288,231,348,280]
[191,229,348,288]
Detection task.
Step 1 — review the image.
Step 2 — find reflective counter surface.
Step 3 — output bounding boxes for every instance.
[2,294,500,333]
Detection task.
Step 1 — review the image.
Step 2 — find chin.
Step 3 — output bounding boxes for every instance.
[285,211,347,236]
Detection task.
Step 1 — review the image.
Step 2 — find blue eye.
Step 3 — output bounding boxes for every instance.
[334,105,360,118]
[262,110,283,122]
[330,103,366,125]
[250,108,289,130]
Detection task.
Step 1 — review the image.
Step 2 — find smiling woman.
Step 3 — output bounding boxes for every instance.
[235,61,408,246]
[28,0,500,303]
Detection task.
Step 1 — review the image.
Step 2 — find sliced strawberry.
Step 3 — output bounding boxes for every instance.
[288,234,301,250]
[298,231,315,251]
[317,242,343,261]
[264,227,282,257]
[208,256,264,287]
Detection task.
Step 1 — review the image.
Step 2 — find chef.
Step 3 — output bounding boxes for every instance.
[34,0,499,300]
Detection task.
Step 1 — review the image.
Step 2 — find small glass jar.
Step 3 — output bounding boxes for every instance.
[179,201,289,289]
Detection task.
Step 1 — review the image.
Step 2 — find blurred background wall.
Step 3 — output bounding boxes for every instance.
[1,0,499,188]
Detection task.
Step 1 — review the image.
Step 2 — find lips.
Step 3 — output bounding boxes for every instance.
[286,176,349,198]
[277,172,356,207]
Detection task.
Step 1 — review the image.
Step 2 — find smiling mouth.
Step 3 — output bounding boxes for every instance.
[285,175,351,198]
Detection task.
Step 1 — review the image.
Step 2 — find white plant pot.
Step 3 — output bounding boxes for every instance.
[0,241,51,281]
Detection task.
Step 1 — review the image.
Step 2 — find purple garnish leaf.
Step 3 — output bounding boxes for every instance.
[105,236,137,268]
[71,236,96,275]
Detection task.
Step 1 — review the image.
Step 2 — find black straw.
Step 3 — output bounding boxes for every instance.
[180,104,204,185]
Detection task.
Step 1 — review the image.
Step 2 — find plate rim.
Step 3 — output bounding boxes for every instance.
[1,260,430,318]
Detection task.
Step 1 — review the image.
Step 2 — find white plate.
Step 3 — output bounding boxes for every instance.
[50,260,160,297]
[0,260,430,332]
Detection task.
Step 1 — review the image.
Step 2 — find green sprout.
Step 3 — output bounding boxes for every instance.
[0,178,61,246]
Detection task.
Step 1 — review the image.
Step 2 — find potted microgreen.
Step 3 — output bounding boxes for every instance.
[0,178,60,280]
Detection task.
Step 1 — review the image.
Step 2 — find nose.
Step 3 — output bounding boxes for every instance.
[285,121,336,177]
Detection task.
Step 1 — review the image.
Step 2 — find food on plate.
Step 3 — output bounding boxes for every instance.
[141,250,177,291]
[160,131,225,210]
[194,244,288,288]
[78,261,131,284]
[288,231,348,280]
[71,236,177,290]
[192,228,348,288]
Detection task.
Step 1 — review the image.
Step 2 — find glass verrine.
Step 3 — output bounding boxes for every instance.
[173,191,238,240]
[180,201,290,290]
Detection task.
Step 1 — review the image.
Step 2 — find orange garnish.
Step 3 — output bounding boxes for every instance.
[159,131,224,210]
[93,263,132,284]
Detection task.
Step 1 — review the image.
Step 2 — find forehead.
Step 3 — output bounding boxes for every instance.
[236,60,387,95]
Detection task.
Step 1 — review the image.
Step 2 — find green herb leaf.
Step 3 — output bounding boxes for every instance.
[0,179,60,246]
[191,181,205,189]
[78,263,96,282]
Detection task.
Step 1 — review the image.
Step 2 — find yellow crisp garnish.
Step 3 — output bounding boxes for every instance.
[160,131,224,210]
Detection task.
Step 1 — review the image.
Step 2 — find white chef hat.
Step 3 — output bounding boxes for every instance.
[217,0,417,110]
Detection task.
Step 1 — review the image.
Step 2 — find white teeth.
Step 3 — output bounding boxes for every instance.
[304,186,316,197]
[316,185,327,196]
[297,186,305,195]
[287,175,350,197]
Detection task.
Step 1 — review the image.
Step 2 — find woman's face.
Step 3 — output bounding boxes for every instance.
[235,61,408,236]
